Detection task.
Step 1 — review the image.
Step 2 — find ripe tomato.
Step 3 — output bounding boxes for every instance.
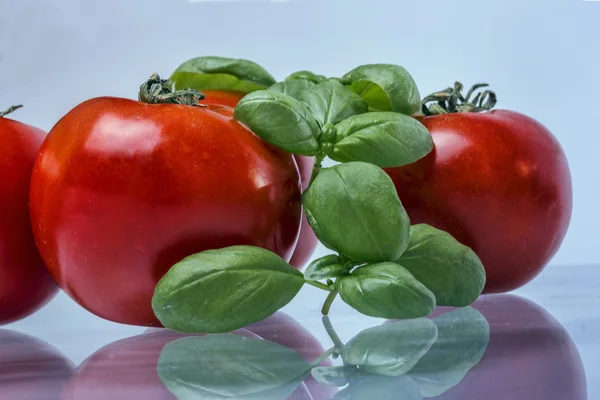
[202,90,319,269]
[30,94,302,327]
[0,107,58,324]
[62,312,335,400]
[430,295,586,399]
[386,109,572,293]
[0,329,74,399]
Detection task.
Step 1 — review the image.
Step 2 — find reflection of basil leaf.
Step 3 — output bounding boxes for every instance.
[152,246,304,333]
[234,90,321,156]
[302,162,410,263]
[408,307,490,397]
[311,366,357,387]
[297,80,368,126]
[338,263,436,320]
[342,64,421,115]
[286,70,327,84]
[268,80,315,100]
[343,318,438,376]
[331,112,433,168]
[158,334,310,399]
[333,375,422,400]
[397,224,486,307]
[171,56,275,93]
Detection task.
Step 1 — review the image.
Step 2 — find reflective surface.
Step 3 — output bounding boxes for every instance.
[1,265,596,399]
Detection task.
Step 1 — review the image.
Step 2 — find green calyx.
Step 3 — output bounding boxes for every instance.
[138,73,205,106]
[422,81,497,116]
[0,105,23,117]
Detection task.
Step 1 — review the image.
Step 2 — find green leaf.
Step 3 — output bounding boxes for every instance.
[311,366,356,387]
[342,64,421,115]
[305,255,348,281]
[409,307,490,397]
[338,263,435,319]
[286,70,327,84]
[158,334,310,399]
[332,375,422,400]
[343,318,438,376]
[397,224,486,307]
[297,80,368,126]
[152,246,304,333]
[331,112,433,168]
[302,162,410,263]
[234,90,321,156]
[170,56,275,94]
[268,80,315,100]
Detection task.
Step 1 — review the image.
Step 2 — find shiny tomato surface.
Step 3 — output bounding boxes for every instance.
[30,98,302,326]
[203,90,319,269]
[0,116,57,323]
[386,110,572,293]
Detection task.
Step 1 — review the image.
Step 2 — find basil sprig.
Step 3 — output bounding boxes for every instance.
[154,57,487,333]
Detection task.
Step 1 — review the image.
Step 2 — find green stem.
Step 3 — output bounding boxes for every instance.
[322,315,345,350]
[310,346,338,367]
[0,105,23,117]
[321,289,339,315]
[309,154,325,186]
[306,280,334,291]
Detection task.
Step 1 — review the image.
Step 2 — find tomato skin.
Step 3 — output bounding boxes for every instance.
[62,312,335,400]
[30,98,302,327]
[385,110,572,293]
[202,90,319,269]
[0,117,58,324]
[0,329,74,399]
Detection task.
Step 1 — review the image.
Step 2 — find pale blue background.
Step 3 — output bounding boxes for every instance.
[0,0,599,396]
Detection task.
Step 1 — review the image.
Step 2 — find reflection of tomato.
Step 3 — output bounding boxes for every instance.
[62,312,335,400]
[30,98,301,327]
[0,112,58,323]
[432,295,587,400]
[0,329,74,399]
[385,111,572,293]
[203,90,319,269]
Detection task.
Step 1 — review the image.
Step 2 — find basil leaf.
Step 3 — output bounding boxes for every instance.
[409,307,490,397]
[170,56,275,94]
[152,246,304,333]
[286,70,327,84]
[302,162,410,262]
[331,112,433,168]
[305,255,348,281]
[268,80,315,100]
[333,375,422,400]
[311,366,356,387]
[338,263,435,319]
[397,224,486,307]
[234,90,321,156]
[297,80,368,126]
[343,318,437,377]
[158,334,310,399]
[342,64,421,115]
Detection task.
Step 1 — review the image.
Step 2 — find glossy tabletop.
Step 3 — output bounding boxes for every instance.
[1,264,597,399]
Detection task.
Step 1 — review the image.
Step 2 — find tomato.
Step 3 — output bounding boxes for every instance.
[386,110,572,293]
[202,90,319,269]
[62,312,336,400]
[0,109,58,323]
[30,97,302,327]
[0,329,74,399]
[430,295,586,399]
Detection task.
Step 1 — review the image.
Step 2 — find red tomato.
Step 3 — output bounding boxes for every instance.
[62,312,336,400]
[30,98,301,327]
[386,110,572,293]
[0,329,74,399]
[430,295,587,399]
[0,110,58,323]
[202,90,319,269]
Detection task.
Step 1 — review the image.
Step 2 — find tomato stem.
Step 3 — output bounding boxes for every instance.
[422,82,497,116]
[138,74,206,106]
[0,105,23,117]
